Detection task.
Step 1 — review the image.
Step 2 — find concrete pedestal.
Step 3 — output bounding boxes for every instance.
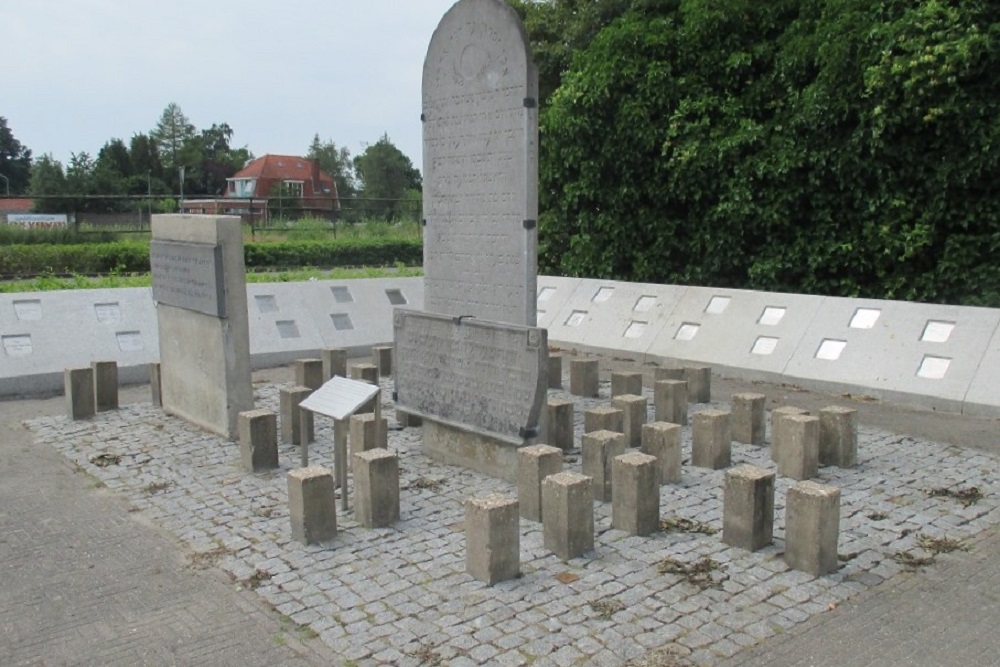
[641,421,682,484]
[654,380,687,425]
[692,410,732,470]
[288,466,337,545]
[64,367,95,421]
[353,448,400,528]
[542,472,594,561]
[611,452,659,536]
[732,393,766,445]
[785,480,841,576]
[582,430,626,502]
[238,409,278,472]
[570,359,599,397]
[723,464,775,551]
[517,444,563,522]
[612,394,647,448]
[611,372,642,398]
[546,399,574,451]
[465,495,520,585]
[820,406,858,467]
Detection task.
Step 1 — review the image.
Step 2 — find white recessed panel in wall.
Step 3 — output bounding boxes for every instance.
[816,339,847,361]
[850,308,881,329]
[254,295,279,313]
[538,286,556,302]
[116,331,144,352]
[917,355,951,380]
[624,321,647,339]
[565,310,586,327]
[13,300,41,321]
[634,296,656,313]
[751,336,779,356]
[3,335,32,356]
[675,323,700,341]
[921,321,955,343]
[705,296,731,314]
[593,287,614,303]
[758,306,786,326]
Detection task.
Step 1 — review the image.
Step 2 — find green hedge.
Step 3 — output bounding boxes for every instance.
[0,238,423,276]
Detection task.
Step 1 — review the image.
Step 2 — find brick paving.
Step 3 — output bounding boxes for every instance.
[16,372,1000,666]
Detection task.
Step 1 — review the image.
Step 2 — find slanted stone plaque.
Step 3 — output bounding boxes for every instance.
[394,309,546,443]
[150,239,226,317]
[422,0,539,326]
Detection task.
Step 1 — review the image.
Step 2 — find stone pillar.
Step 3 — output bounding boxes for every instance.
[691,410,732,469]
[684,366,711,403]
[785,480,841,576]
[584,406,623,434]
[350,363,379,385]
[569,359,599,397]
[238,409,278,472]
[353,448,400,528]
[641,421,682,484]
[610,372,642,398]
[611,452,659,536]
[64,367,95,420]
[542,472,594,561]
[777,414,819,480]
[372,345,394,377]
[396,410,423,428]
[732,393,766,445]
[294,358,323,390]
[548,353,563,389]
[723,465,775,552]
[322,347,347,381]
[654,380,687,426]
[611,394,647,448]
[149,362,163,407]
[581,430,626,502]
[91,360,119,412]
[280,386,312,446]
[770,406,809,463]
[654,367,685,381]
[287,466,337,544]
[546,399,574,451]
[465,495,520,585]
[517,444,563,522]
[350,413,388,454]
[820,406,858,467]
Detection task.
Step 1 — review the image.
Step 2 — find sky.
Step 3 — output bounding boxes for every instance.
[2,0,460,173]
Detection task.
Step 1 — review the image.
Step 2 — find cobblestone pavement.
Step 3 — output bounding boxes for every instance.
[24,376,1000,666]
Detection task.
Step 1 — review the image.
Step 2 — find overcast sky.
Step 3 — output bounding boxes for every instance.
[2,0,460,172]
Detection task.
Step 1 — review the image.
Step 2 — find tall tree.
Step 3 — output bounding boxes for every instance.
[353,133,421,221]
[96,138,132,178]
[150,102,196,179]
[0,116,33,195]
[28,154,69,212]
[186,123,252,195]
[307,134,356,201]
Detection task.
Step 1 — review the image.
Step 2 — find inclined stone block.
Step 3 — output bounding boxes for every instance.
[280,386,312,446]
[611,372,643,398]
[611,394,647,448]
[322,347,347,381]
[353,448,400,528]
[517,444,563,522]
[778,414,820,480]
[732,393,766,445]
[288,466,337,544]
[465,495,520,585]
[770,406,810,464]
[570,359,600,397]
[691,410,732,469]
[548,353,563,389]
[611,452,659,536]
[238,409,278,472]
[91,360,119,412]
[350,413,388,454]
[149,362,162,407]
[785,480,841,576]
[64,367,95,420]
[685,366,712,403]
[584,406,623,434]
[294,358,323,390]
[820,406,858,467]
[582,430,626,502]
[641,421,682,484]
[372,345,393,377]
[723,464,775,551]
[546,399,574,451]
[654,379,687,425]
[542,472,594,561]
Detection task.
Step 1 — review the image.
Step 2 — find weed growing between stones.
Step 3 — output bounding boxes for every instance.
[867,511,889,521]
[892,551,936,569]
[89,453,121,467]
[917,533,968,555]
[657,557,728,589]
[659,516,718,535]
[590,597,626,619]
[240,570,272,590]
[141,480,171,495]
[407,643,443,666]
[926,486,983,507]
[187,545,233,569]
[406,477,443,491]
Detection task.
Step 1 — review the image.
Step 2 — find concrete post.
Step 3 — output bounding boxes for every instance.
[298,408,315,466]
[350,363,379,385]
[611,394,647,448]
[372,345,394,377]
[91,360,119,412]
[582,430,626,502]
[691,410,732,470]
[610,372,642,398]
[64,367,95,420]
[238,409,278,472]
[350,413,388,455]
[569,359,599,397]
[611,452,659,536]
[654,367,685,382]
[770,406,809,463]
[641,421,682,484]
[685,366,712,403]
[584,406,623,434]
[517,444,563,522]
[785,480,841,576]
[542,472,594,561]
[777,415,820,480]
[820,406,858,467]
[294,358,323,390]
[465,495,520,585]
[396,409,423,428]
[280,386,312,446]
[288,466,337,544]
[548,353,563,389]
[149,362,163,407]
[654,380,687,425]
[321,347,347,381]
[546,399,574,451]
[732,393,766,445]
[723,465,775,552]
[353,448,400,528]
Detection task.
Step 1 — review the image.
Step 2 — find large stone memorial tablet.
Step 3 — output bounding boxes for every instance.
[394,309,546,444]
[422,0,539,326]
[150,240,226,317]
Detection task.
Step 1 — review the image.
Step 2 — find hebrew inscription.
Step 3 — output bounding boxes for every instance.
[150,240,226,317]
[394,309,547,443]
[422,0,538,325]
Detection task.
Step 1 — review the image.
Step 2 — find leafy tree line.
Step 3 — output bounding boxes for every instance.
[512,0,1000,307]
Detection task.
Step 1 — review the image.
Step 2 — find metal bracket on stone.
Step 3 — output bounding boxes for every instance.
[523,97,537,108]
[523,219,537,230]
[422,218,427,227]
[420,112,426,122]
[392,391,398,401]
[519,426,539,439]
